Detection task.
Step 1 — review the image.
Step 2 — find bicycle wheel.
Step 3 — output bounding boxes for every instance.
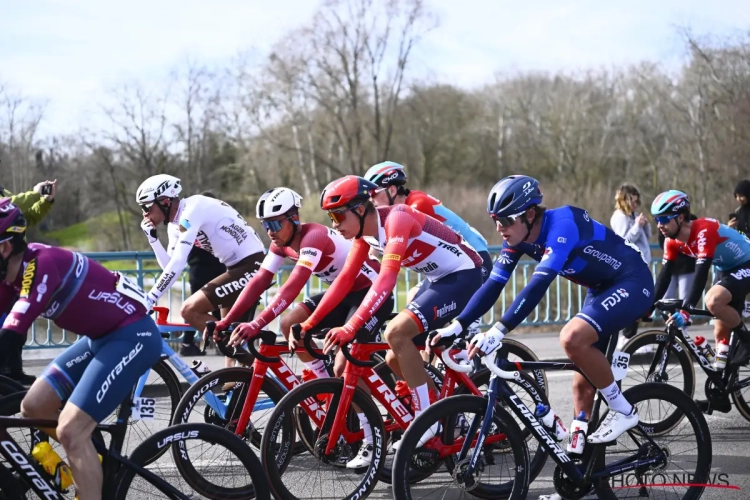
[392,394,529,500]
[463,368,548,485]
[730,363,750,422]
[0,375,24,396]
[260,377,386,500]
[114,422,269,500]
[171,366,300,459]
[593,383,711,500]
[109,359,182,463]
[620,329,695,434]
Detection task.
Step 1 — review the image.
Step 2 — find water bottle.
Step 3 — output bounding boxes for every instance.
[31,442,73,490]
[566,411,589,455]
[191,360,211,377]
[694,336,715,364]
[715,340,730,370]
[534,404,568,442]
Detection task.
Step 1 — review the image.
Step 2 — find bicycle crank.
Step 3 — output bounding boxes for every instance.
[553,463,592,500]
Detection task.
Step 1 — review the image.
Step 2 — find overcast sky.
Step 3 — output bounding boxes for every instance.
[1,0,748,137]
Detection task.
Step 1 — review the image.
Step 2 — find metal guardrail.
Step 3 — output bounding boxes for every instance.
[25,243,704,349]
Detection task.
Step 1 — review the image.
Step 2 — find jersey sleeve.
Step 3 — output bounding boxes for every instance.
[693,219,721,261]
[455,244,522,327]
[259,245,287,274]
[409,193,439,219]
[301,239,369,331]
[500,220,579,331]
[662,238,678,261]
[2,259,58,335]
[147,210,200,302]
[251,229,331,328]
[342,210,418,333]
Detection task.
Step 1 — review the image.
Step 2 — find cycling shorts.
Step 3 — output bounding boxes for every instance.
[301,287,395,340]
[575,268,655,352]
[202,252,264,318]
[406,267,484,346]
[715,260,750,313]
[40,315,162,422]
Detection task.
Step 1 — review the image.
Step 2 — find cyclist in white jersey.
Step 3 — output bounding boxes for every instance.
[136,175,266,346]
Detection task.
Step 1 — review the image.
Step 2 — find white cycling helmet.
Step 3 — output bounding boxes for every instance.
[136,174,182,206]
[256,188,303,219]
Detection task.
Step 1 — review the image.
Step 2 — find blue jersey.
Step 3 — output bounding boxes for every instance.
[458,206,651,331]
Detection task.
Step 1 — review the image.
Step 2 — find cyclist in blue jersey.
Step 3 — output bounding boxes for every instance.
[0,198,161,500]
[432,175,654,443]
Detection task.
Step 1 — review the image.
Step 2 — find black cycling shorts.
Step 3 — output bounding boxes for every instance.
[715,260,750,313]
[301,287,395,340]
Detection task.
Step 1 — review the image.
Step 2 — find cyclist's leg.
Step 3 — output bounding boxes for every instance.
[570,273,654,442]
[20,337,95,439]
[707,263,750,364]
[392,267,483,413]
[197,253,263,367]
[58,316,161,500]
[280,297,319,364]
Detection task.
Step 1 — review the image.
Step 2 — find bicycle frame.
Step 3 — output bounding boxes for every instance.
[459,335,668,491]
[0,392,193,499]
[321,342,491,456]
[651,321,750,395]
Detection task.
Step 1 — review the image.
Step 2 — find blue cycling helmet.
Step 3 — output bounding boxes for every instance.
[651,190,690,216]
[487,175,543,218]
[364,161,408,188]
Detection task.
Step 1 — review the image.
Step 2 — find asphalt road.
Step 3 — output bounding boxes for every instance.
[17,327,749,499]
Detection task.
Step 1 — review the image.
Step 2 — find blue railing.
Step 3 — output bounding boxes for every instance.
[25,243,703,349]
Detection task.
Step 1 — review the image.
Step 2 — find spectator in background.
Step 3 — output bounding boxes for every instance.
[0,161,57,385]
[728,179,750,235]
[181,191,226,356]
[610,183,651,347]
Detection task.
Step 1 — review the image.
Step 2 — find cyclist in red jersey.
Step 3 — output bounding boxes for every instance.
[650,190,750,411]
[297,176,484,448]
[216,188,392,379]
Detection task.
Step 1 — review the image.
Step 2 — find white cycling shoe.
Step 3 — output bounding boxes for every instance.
[346,443,373,468]
[391,422,440,453]
[587,408,639,444]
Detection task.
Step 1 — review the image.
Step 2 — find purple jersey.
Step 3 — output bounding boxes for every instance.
[0,244,148,339]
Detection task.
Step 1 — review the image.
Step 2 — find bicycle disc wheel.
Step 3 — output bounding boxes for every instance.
[392,394,530,500]
[114,422,269,500]
[593,383,711,500]
[260,377,386,500]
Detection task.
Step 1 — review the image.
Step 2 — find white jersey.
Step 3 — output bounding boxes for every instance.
[147,195,265,303]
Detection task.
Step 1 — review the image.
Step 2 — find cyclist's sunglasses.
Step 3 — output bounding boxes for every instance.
[140,203,154,215]
[491,213,524,228]
[261,217,292,233]
[654,214,679,224]
[327,203,363,224]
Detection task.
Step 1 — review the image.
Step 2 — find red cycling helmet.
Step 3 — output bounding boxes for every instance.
[320,176,378,211]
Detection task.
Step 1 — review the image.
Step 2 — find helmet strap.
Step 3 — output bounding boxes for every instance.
[158,199,174,226]
[354,204,372,239]
[386,187,397,206]
[281,214,300,247]
[522,209,535,242]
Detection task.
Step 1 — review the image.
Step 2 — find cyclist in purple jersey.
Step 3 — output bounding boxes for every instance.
[0,199,161,500]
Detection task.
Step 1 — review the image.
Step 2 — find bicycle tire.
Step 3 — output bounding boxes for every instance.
[730,364,750,422]
[123,358,182,464]
[463,367,548,484]
[621,329,695,434]
[171,366,302,460]
[593,382,712,500]
[391,394,530,500]
[0,375,25,396]
[113,422,270,500]
[260,377,386,500]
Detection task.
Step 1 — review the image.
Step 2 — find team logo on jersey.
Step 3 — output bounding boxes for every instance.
[433,301,457,320]
[179,218,192,232]
[19,259,37,298]
[497,252,514,265]
[696,229,707,253]
[540,247,552,262]
[600,288,630,311]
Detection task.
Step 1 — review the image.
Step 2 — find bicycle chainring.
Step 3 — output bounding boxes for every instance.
[553,463,592,500]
